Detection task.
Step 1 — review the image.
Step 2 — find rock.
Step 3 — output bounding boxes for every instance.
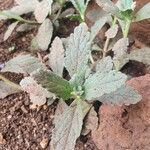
[0,133,6,145]
[92,74,150,150]
[40,138,49,149]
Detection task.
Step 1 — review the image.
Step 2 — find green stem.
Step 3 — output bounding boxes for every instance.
[0,74,22,90]
[123,19,131,38]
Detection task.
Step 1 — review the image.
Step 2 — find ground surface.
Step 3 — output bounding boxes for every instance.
[0,0,150,150]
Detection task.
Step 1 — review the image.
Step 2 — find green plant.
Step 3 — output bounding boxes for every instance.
[0,22,142,149]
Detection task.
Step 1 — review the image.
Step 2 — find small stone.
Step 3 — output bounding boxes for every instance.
[40,138,49,149]
[0,133,6,145]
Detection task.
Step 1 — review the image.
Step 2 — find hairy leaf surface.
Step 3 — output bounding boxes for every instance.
[134,2,150,22]
[96,56,113,73]
[20,77,55,106]
[0,81,20,99]
[96,0,120,18]
[48,37,64,76]
[32,70,73,100]
[4,21,19,41]
[65,23,91,77]
[36,19,53,51]
[51,101,90,150]
[34,0,53,23]
[112,38,129,58]
[90,16,107,43]
[98,85,142,105]
[84,70,127,101]
[1,54,46,74]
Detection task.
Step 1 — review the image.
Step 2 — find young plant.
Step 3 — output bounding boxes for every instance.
[0,23,142,149]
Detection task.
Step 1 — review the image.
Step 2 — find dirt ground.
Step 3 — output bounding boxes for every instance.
[0,0,150,150]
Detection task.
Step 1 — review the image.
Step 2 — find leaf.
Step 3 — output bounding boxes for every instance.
[1,54,46,74]
[95,0,120,18]
[112,38,129,58]
[4,21,19,41]
[84,70,127,101]
[0,81,20,99]
[51,100,90,150]
[98,85,142,106]
[90,16,107,43]
[105,24,119,39]
[20,77,55,106]
[65,23,91,77]
[70,0,90,20]
[128,47,150,65]
[32,70,73,100]
[0,0,39,20]
[34,0,53,23]
[16,23,35,32]
[116,0,136,11]
[134,2,150,22]
[82,107,98,135]
[48,37,64,77]
[96,56,113,73]
[36,19,53,51]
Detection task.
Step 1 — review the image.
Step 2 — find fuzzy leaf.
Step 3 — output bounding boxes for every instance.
[96,0,120,18]
[84,70,127,101]
[116,0,136,11]
[4,21,19,41]
[105,24,119,39]
[34,0,53,23]
[0,0,39,20]
[1,54,46,74]
[98,85,142,106]
[20,77,55,106]
[32,70,73,100]
[112,38,129,58]
[128,47,150,65]
[96,56,113,73]
[48,37,64,76]
[16,23,35,32]
[36,19,53,51]
[82,107,98,135]
[0,81,20,99]
[51,100,90,150]
[90,16,107,43]
[134,2,150,22]
[65,23,91,77]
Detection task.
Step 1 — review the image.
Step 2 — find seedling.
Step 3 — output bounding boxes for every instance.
[0,22,142,149]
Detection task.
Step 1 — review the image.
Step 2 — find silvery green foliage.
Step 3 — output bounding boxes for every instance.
[70,0,90,21]
[95,0,120,18]
[65,23,91,77]
[51,100,90,150]
[16,23,35,32]
[48,37,64,77]
[84,70,127,101]
[0,0,39,20]
[4,21,19,41]
[98,85,142,106]
[134,2,150,22]
[34,0,53,23]
[90,16,107,43]
[20,77,55,107]
[0,81,20,99]
[32,70,73,100]
[116,0,136,11]
[1,54,46,74]
[35,19,53,51]
[112,38,129,59]
[113,47,150,70]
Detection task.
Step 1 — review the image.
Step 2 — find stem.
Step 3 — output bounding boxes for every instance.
[123,19,131,38]
[0,74,22,90]
[102,17,117,58]
[53,7,62,22]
